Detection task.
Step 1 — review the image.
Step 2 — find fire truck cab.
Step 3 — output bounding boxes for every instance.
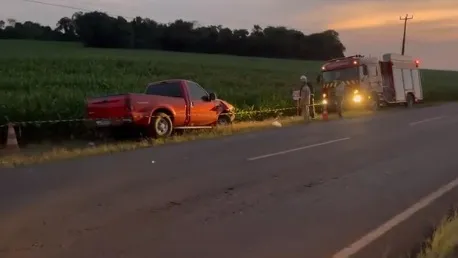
[319,53,423,111]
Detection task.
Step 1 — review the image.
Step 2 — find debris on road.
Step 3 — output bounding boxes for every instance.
[272,120,282,127]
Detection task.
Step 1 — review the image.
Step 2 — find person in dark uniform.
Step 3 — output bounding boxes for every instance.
[335,78,345,118]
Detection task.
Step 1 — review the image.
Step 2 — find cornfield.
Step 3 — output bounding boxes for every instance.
[0,39,457,140]
[0,40,321,123]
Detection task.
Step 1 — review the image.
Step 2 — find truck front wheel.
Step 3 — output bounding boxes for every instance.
[217,114,232,126]
[149,112,173,138]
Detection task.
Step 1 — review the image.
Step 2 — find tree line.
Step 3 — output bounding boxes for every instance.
[0,11,346,60]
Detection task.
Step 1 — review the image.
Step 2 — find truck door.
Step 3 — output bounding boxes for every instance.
[186,81,219,126]
[392,66,406,102]
[145,81,188,126]
[379,61,395,102]
[361,64,381,90]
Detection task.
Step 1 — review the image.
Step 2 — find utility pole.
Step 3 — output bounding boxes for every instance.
[399,14,413,55]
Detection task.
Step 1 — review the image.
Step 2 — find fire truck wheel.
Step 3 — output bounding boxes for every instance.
[405,93,414,108]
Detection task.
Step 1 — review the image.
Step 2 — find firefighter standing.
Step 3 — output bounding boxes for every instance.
[300,75,311,122]
[335,79,345,118]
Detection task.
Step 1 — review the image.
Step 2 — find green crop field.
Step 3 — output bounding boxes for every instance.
[0,39,457,125]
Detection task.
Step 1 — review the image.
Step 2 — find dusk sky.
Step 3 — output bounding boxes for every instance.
[3,0,458,70]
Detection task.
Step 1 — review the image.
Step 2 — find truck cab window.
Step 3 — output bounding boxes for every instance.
[146,82,183,98]
[368,65,377,76]
[187,82,209,100]
[322,67,358,83]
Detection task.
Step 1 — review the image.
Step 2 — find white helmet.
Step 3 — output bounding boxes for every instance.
[300,75,307,82]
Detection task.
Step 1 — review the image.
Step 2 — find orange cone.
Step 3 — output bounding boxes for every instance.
[5,123,19,151]
[322,106,329,121]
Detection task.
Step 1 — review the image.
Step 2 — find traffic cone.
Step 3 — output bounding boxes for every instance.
[5,123,19,151]
[322,106,329,121]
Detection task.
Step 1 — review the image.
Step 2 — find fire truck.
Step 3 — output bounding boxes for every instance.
[318,53,423,111]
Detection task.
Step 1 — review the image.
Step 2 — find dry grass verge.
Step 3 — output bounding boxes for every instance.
[0,116,309,167]
[2,106,440,168]
[416,213,458,258]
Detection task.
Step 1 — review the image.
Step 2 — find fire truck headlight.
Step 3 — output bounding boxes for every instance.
[353,94,362,103]
[322,93,326,98]
[322,99,328,105]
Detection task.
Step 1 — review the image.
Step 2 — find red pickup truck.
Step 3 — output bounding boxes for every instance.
[85,79,235,138]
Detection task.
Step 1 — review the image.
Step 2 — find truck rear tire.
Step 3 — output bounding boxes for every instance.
[149,112,173,138]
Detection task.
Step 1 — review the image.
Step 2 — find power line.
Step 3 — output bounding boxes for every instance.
[399,14,413,55]
[23,0,92,12]
[21,0,134,20]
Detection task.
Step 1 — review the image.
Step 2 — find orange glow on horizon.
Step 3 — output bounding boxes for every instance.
[295,0,458,34]
[330,9,458,30]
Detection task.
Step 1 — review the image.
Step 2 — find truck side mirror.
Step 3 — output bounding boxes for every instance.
[209,92,217,101]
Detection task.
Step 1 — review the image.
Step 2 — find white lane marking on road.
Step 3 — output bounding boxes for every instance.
[247,137,350,161]
[332,176,458,258]
[409,116,445,126]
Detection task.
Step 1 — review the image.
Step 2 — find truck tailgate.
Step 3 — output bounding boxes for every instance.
[86,94,132,121]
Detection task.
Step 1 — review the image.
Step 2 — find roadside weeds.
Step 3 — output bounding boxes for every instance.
[0,103,443,168]
[6,107,446,168]
[0,116,307,167]
[1,110,375,167]
[416,212,458,258]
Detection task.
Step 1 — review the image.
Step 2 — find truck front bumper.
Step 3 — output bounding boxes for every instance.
[322,94,368,111]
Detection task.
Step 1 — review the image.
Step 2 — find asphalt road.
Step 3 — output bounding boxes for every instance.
[1,103,458,258]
